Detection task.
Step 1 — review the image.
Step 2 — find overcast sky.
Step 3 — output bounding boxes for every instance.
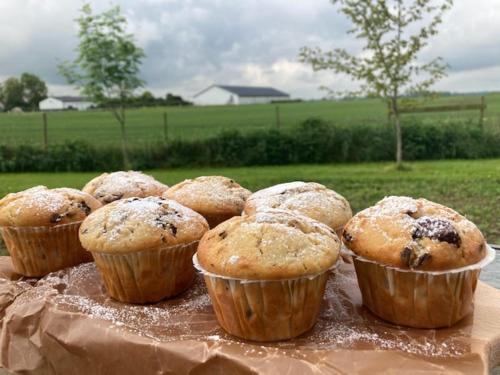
[1,0,499,100]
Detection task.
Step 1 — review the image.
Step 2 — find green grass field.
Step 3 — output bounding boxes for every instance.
[0,93,499,146]
[1,159,499,243]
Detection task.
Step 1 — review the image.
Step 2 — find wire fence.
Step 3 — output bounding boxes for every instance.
[0,101,499,148]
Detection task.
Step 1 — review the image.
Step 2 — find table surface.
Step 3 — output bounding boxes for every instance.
[0,256,499,374]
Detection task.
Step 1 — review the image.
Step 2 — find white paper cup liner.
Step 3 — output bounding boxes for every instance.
[0,222,91,277]
[91,241,199,304]
[193,253,339,341]
[346,245,496,328]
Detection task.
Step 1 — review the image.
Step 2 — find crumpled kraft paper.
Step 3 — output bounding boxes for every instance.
[0,256,498,374]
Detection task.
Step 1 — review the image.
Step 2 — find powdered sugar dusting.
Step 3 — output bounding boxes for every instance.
[250,181,309,198]
[165,176,250,211]
[249,182,348,213]
[100,197,203,241]
[15,262,471,358]
[85,171,167,203]
[4,186,68,213]
[370,196,418,216]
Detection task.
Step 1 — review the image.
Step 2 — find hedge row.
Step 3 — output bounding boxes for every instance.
[0,118,498,172]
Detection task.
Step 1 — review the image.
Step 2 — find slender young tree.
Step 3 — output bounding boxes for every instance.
[59,4,145,167]
[300,0,453,166]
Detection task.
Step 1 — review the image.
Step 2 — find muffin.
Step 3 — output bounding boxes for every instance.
[342,196,493,328]
[163,176,251,227]
[243,181,352,237]
[0,186,101,277]
[195,210,340,341]
[79,196,208,303]
[83,171,168,205]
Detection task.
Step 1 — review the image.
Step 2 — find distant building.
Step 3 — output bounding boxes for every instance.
[39,96,95,111]
[193,85,290,105]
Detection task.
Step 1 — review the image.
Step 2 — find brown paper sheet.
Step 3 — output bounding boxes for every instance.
[0,255,498,374]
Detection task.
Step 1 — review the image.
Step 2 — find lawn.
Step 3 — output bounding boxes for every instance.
[1,159,499,243]
[0,93,499,146]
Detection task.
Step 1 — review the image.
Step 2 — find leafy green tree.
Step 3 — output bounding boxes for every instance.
[300,0,452,166]
[59,3,145,167]
[20,73,48,110]
[139,90,155,106]
[1,77,24,111]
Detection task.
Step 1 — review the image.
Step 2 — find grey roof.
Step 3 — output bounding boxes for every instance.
[195,85,290,98]
[52,96,92,103]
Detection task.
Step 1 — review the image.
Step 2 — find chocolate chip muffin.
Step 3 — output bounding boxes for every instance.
[343,196,486,271]
[80,196,208,303]
[244,181,352,237]
[163,176,251,228]
[343,196,490,328]
[83,171,168,205]
[0,186,101,276]
[196,210,340,341]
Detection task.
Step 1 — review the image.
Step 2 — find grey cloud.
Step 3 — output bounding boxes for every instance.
[0,0,499,99]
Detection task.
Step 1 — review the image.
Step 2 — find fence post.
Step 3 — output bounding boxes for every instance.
[42,112,48,151]
[275,105,281,129]
[163,111,168,143]
[479,96,485,131]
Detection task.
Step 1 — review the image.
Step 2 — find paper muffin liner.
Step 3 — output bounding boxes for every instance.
[193,253,340,342]
[0,222,91,277]
[91,241,199,304]
[347,245,496,328]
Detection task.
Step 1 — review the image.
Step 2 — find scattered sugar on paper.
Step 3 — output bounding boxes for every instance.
[36,262,468,357]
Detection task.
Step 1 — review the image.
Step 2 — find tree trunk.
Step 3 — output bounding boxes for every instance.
[391,99,403,167]
[118,106,130,169]
[394,113,403,167]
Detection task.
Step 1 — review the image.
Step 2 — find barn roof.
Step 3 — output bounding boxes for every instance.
[52,96,92,103]
[195,85,289,98]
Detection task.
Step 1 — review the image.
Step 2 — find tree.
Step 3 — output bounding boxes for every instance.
[20,73,48,110]
[1,78,24,111]
[300,0,452,166]
[59,3,145,167]
[139,90,155,106]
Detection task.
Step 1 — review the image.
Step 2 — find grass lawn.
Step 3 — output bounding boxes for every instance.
[1,159,499,244]
[0,93,499,146]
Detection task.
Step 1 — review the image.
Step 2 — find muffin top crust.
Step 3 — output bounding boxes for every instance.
[0,186,101,227]
[342,196,486,271]
[163,176,251,218]
[244,181,352,231]
[79,196,208,253]
[197,209,340,280]
[82,171,168,205]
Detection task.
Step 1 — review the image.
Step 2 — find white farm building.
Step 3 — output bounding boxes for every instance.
[193,85,290,106]
[39,96,95,111]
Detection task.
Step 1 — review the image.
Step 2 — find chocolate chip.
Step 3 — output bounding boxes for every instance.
[400,247,412,267]
[50,213,63,223]
[343,232,353,242]
[168,223,177,236]
[414,253,432,268]
[78,201,91,215]
[246,308,253,319]
[412,217,461,246]
[219,231,227,239]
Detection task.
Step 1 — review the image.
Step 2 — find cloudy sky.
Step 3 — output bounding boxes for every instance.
[1,0,499,100]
